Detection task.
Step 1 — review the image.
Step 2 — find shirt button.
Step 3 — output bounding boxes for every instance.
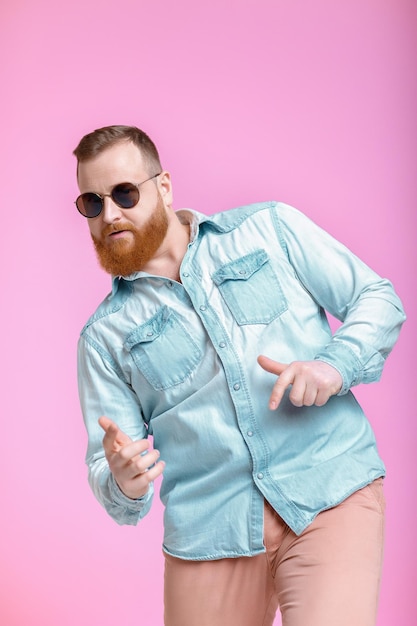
[183,272,189,278]
[219,341,226,348]
[239,270,247,275]
[233,383,240,391]
[257,472,264,480]
[147,331,154,337]
[247,430,253,437]
[200,305,207,311]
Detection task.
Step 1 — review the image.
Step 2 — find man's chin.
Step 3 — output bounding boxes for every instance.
[97,256,142,277]
[93,246,139,276]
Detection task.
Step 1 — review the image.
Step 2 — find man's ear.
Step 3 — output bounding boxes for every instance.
[158,170,173,207]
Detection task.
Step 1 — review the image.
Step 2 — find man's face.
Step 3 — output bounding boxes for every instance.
[77,141,171,276]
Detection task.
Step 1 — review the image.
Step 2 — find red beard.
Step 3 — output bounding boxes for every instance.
[91,195,169,276]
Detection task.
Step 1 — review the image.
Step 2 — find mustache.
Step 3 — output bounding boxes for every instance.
[101,223,136,238]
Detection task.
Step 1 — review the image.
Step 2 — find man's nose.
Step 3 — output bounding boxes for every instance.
[101,195,124,224]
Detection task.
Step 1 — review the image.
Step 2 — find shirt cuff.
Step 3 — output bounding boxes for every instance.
[109,472,153,510]
[314,342,362,395]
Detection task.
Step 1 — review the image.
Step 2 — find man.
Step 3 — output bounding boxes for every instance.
[74,125,405,626]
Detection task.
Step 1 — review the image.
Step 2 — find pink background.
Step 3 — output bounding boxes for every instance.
[1,1,415,624]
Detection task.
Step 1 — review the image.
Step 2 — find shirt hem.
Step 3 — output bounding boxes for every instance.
[161,544,266,561]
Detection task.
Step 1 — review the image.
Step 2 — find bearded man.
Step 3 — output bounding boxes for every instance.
[74,125,405,626]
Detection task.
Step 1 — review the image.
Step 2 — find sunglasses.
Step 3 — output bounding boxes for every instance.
[75,173,161,218]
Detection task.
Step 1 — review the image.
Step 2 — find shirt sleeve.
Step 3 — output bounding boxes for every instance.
[77,334,154,524]
[273,202,406,394]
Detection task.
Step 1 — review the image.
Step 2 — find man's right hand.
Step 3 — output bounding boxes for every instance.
[99,416,165,500]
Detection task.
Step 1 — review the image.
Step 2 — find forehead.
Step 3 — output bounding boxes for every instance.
[77,141,146,192]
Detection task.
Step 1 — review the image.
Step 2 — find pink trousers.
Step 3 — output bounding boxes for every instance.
[164,478,385,626]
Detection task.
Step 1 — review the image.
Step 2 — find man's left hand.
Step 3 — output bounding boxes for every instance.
[257,355,343,410]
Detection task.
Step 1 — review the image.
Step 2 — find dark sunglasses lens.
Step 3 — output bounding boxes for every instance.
[112,183,139,208]
[76,193,103,218]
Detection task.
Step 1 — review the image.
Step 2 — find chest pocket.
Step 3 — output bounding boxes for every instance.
[212,249,287,325]
[124,306,202,390]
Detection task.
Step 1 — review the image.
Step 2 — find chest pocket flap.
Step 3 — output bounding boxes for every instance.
[212,249,287,325]
[125,306,202,390]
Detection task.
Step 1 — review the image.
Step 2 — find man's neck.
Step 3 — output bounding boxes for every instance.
[141,216,191,282]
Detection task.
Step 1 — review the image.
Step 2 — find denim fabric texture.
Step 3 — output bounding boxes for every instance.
[78,202,405,560]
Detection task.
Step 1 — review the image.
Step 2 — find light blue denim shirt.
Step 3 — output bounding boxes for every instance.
[78,201,405,560]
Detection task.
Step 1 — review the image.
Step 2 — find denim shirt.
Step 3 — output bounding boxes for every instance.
[78,201,405,560]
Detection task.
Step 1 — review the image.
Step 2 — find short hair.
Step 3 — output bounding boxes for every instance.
[73,125,162,174]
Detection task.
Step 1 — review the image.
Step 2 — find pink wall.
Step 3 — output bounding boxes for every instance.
[1,1,415,624]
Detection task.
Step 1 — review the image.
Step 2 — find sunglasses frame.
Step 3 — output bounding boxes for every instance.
[75,173,162,218]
